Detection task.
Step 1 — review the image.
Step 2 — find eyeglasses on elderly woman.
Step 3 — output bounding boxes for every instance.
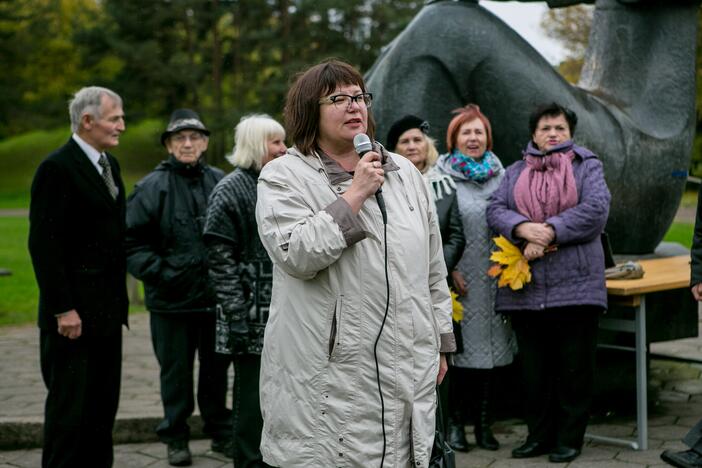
[318,92,373,110]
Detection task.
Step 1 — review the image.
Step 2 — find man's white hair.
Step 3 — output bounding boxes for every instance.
[69,86,122,133]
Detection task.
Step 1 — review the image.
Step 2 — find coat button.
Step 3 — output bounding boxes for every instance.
[336,186,342,192]
[338,452,343,457]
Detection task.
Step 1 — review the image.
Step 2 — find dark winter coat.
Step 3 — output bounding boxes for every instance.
[125,156,224,313]
[203,167,271,355]
[692,186,702,286]
[435,189,465,273]
[486,144,611,312]
[424,167,465,273]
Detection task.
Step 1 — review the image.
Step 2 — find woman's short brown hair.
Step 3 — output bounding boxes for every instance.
[284,59,375,155]
[445,104,493,154]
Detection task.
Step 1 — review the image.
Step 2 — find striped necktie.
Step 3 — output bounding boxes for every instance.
[98,153,118,200]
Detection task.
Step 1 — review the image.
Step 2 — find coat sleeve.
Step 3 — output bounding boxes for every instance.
[442,193,466,273]
[691,186,702,286]
[545,158,611,245]
[124,181,163,283]
[420,173,456,352]
[203,184,249,319]
[486,165,530,244]
[256,163,365,280]
[206,240,248,319]
[28,159,73,315]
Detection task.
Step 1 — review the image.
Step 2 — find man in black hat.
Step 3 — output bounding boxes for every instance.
[125,109,230,466]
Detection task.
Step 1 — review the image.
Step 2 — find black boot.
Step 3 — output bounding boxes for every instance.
[447,421,471,452]
[474,373,499,451]
[447,366,471,452]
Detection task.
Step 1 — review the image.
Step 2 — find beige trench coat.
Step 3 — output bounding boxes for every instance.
[255,147,454,467]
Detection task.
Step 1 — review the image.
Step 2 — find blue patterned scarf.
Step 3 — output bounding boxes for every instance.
[448,149,501,183]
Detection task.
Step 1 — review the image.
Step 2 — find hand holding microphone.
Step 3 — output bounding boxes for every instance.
[352,153,385,197]
[352,133,384,193]
[351,133,388,224]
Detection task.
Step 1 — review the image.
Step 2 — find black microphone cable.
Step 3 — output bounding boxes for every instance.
[372,195,390,467]
[352,133,391,466]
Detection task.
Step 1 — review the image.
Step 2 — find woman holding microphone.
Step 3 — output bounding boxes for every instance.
[255,59,455,467]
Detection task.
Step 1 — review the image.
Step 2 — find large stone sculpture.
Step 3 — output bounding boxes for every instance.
[366,0,698,254]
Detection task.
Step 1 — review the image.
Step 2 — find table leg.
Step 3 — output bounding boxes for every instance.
[585,295,647,450]
[635,296,648,450]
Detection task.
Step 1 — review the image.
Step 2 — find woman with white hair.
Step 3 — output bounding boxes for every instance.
[204,114,286,467]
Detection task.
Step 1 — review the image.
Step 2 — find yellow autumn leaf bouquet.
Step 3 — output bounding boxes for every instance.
[487,235,532,290]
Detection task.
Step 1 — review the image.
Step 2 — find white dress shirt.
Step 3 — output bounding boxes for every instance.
[72,133,104,175]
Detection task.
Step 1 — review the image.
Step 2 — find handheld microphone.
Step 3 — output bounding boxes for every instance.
[353,133,387,224]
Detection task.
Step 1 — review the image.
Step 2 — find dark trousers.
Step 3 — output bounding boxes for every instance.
[683,418,702,453]
[448,366,493,423]
[232,354,271,468]
[40,329,122,468]
[150,312,232,443]
[448,365,466,422]
[511,306,600,449]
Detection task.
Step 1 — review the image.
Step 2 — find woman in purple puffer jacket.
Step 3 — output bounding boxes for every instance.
[486,102,611,464]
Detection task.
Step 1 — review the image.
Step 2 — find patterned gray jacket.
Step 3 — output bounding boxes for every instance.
[204,167,272,355]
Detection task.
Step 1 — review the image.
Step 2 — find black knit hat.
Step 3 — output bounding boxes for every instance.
[160,109,211,146]
[385,115,430,151]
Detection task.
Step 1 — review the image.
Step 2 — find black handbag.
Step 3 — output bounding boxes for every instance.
[429,386,455,468]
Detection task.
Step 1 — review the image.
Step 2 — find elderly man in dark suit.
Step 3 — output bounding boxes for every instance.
[28,86,128,468]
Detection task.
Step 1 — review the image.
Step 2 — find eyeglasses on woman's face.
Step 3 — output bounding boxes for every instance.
[318,92,373,110]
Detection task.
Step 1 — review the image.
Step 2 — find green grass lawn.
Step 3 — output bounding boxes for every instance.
[663,222,694,249]
[0,216,39,325]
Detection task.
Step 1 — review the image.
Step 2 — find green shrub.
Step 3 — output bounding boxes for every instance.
[0,128,68,209]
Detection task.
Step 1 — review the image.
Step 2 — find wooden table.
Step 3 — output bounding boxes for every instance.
[585,255,691,450]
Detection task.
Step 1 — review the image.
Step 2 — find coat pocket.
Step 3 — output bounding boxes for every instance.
[328,295,344,359]
[160,254,198,285]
